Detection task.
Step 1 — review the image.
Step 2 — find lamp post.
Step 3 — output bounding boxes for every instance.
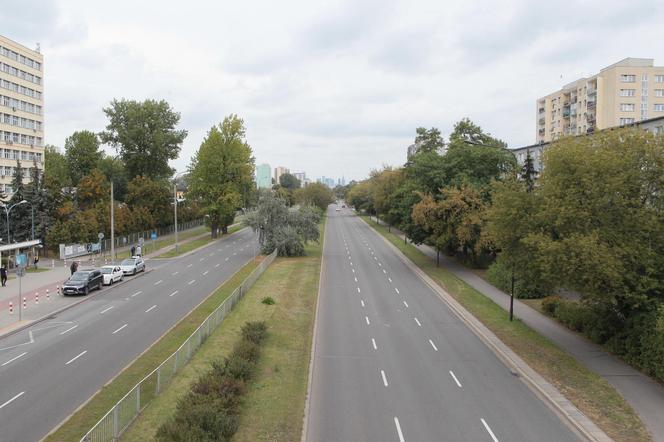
[172,172,186,254]
[1,200,29,244]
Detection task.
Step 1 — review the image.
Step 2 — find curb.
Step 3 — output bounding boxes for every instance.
[0,268,155,341]
[360,216,611,442]
[301,216,328,442]
[149,227,249,260]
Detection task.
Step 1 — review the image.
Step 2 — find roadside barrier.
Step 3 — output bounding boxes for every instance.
[81,249,277,442]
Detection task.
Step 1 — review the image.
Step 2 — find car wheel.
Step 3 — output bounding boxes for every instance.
[85,286,89,296]
[133,269,136,276]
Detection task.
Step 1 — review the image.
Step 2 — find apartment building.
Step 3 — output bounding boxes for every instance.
[255,163,272,189]
[274,166,289,184]
[536,58,664,143]
[0,35,44,196]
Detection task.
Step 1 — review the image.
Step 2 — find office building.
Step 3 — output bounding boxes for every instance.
[0,35,44,195]
[536,58,664,143]
[256,163,272,189]
[292,171,306,186]
[274,166,289,184]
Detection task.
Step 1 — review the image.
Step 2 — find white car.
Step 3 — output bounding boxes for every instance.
[100,265,124,285]
[120,257,146,275]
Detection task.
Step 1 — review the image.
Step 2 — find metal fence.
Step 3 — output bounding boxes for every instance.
[80,248,278,442]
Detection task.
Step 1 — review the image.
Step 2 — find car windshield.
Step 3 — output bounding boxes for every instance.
[121,259,135,266]
[100,268,112,274]
[70,272,89,281]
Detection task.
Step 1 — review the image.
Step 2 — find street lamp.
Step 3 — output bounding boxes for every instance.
[172,172,187,254]
[0,200,29,244]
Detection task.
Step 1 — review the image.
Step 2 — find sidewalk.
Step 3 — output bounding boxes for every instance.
[0,226,213,338]
[368,216,664,441]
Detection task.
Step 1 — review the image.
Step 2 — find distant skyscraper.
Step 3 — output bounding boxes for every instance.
[274,166,289,184]
[256,163,272,188]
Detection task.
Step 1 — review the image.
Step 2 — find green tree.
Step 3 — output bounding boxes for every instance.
[64,130,103,185]
[100,99,188,180]
[279,173,301,190]
[43,145,71,188]
[447,118,507,149]
[294,182,335,211]
[77,169,109,210]
[188,115,254,237]
[97,155,128,202]
[126,176,171,227]
[520,150,538,192]
[414,127,445,154]
[8,159,32,242]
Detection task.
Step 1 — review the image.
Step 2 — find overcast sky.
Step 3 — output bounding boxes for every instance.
[3,0,663,181]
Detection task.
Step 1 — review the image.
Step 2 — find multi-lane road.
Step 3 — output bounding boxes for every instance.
[0,228,257,442]
[306,207,579,441]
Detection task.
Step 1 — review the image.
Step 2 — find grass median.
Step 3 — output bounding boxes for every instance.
[115,226,210,260]
[360,215,650,442]
[122,219,324,441]
[45,256,260,442]
[155,225,246,259]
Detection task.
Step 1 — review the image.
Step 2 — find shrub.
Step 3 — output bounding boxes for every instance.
[486,258,550,299]
[224,354,255,381]
[541,295,561,316]
[232,339,261,364]
[241,321,267,344]
[262,296,275,305]
[554,300,588,332]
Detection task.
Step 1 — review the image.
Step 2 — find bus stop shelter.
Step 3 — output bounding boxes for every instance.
[0,239,42,269]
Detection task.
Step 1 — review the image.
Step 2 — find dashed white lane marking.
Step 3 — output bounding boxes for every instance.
[449,371,462,387]
[145,305,157,313]
[352,268,355,273]
[188,280,196,285]
[388,277,392,283]
[354,277,358,282]
[481,418,499,442]
[172,271,179,276]
[365,316,370,325]
[60,325,78,335]
[65,350,87,365]
[394,417,405,442]
[357,287,361,293]
[395,288,400,294]
[100,306,114,314]
[361,300,365,307]
[169,290,179,297]
[131,291,142,298]
[429,340,439,351]
[0,391,24,409]
[414,317,422,327]
[155,279,163,285]
[225,257,229,262]
[378,262,382,267]
[215,263,220,268]
[187,263,193,268]
[2,352,27,367]
[372,338,377,350]
[112,324,128,334]
[403,301,409,308]
[199,257,205,262]
[209,252,214,257]
[202,270,209,275]
[374,256,377,260]
[350,262,353,267]
[382,269,387,274]
[381,369,389,387]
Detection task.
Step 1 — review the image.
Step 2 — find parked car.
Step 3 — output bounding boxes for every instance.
[63,270,103,295]
[120,257,145,275]
[100,265,124,285]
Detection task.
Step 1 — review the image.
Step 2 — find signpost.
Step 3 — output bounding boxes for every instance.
[16,253,27,321]
[151,232,157,253]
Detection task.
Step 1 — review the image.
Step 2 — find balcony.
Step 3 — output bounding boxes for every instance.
[538,117,545,125]
[587,100,596,110]
[587,89,597,96]
[538,107,545,114]
[562,105,571,118]
[538,128,545,135]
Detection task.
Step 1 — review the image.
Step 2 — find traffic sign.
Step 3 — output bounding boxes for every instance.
[98,232,105,240]
[15,253,27,269]
[151,232,157,240]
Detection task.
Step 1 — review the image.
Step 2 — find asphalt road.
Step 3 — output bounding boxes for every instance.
[306,207,579,442]
[0,228,258,442]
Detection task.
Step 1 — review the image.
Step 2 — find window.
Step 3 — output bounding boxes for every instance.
[656,75,664,83]
[656,90,664,97]
[620,103,635,112]
[621,74,636,82]
[654,104,664,112]
[620,118,635,125]
[620,89,636,97]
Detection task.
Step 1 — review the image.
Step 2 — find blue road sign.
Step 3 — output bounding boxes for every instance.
[151,232,157,240]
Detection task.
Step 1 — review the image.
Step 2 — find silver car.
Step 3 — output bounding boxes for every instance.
[120,257,145,276]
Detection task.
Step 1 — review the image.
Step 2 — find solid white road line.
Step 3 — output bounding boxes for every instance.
[394,417,405,442]
[0,391,24,409]
[154,279,163,285]
[381,369,389,387]
[65,350,87,365]
[202,270,209,275]
[145,305,157,313]
[112,324,128,334]
[169,290,179,297]
[395,288,400,294]
[481,418,499,442]
[429,340,439,351]
[449,371,462,388]
[372,338,377,350]
[2,352,27,367]
[131,291,142,297]
[60,325,78,335]
[188,279,196,285]
[361,300,365,307]
[414,317,422,327]
[365,316,370,325]
[100,306,114,314]
[403,301,409,308]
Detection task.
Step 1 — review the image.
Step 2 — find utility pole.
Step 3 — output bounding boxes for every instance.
[174,181,179,254]
[110,181,115,263]
[509,264,515,322]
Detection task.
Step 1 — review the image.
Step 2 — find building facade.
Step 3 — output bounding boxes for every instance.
[536,58,664,143]
[0,35,44,196]
[256,163,272,188]
[292,171,306,186]
[274,166,289,184]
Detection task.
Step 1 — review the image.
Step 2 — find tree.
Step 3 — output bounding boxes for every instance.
[447,118,507,149]
[294,182,335,211]
[414,127,445,154]
[77,169,109,210]
[43,145,71,189]
[97,155,128,202]
[520,150,538,192]
[64,130,103,185]
[188,115,254,237]
[279,173,301,190]
[100,99,188,180]
[369,168,402,229]
[126,176,171,227]
[8,159,32,242]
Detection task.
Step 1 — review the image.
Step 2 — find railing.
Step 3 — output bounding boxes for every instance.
[80,248,278,442]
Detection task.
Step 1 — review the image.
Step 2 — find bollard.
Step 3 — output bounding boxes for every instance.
[52,259,55,269]
[57,285,60,296]
[46,289,50,301]
[23,297,27,310]
[35,292,39,305]
[9,301,13,315]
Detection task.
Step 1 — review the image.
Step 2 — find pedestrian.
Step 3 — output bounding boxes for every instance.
[70,260,78,275]
[33,255,39,269]
[131,245,136,257]
[0,264,6,287]
[136,245,142,257]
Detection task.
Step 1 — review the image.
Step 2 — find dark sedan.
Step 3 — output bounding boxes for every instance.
[62,269,103,295]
